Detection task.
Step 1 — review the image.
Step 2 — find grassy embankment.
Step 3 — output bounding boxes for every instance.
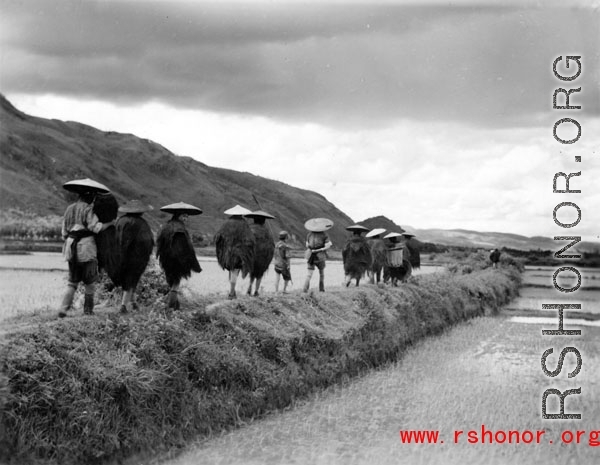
[0,259,521,465]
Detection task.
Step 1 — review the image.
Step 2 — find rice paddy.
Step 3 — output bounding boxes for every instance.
[2,255,598,465]
[152,267,600,465]
[0,252,440,323]
[1,258,518,464]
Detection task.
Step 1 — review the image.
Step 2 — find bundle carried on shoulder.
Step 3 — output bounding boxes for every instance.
[342,236,372,278]
[404,234,421,270]
[249,223,274,279]
[215,216,255,278]
[92,192,120,278]
[114,213,154,289]
[157,219,201,286]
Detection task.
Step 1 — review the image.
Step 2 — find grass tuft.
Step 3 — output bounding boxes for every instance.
[0,266,520,464]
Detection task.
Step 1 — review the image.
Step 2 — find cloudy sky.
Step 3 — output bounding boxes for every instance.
[1,0,598,239]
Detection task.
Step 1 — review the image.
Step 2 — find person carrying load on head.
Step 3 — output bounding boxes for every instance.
[58,178,116,318]
[156,202,203,310]
[274,230,292,293]
[302,218,333,292]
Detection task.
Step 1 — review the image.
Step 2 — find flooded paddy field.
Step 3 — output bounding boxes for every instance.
[146,265,600,465]
[153,316,600,465]
[3,258,597,465]
[507,266,600,318]
[0,252,440,323]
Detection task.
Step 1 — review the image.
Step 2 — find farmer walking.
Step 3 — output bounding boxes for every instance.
[366,228,387,284]
[245,210,276,297]
[342,224,372,287]
[214,204,255,299]
[274,230,292,293]
[156,202,203,309]
[114,200,155,314]
[402,232,421,270]
[58,178,115,318]
[383,232,411,286]
[302,218,333,292]
[489,248,501,268]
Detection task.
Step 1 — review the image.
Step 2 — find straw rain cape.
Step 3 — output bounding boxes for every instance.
[249,222,275,281]
[92,192,120,281]
[405,238,421,270]
[342,236,372,280]
[215,217,255,278]
[114,215,154,289]
[368,238,388,282]
[156,219,201,286]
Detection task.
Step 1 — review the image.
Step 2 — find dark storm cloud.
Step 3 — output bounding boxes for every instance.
[1,1,598,128]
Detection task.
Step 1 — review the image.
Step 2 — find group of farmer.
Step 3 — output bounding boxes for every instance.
[57,177,420,318]
[341,224,420,288]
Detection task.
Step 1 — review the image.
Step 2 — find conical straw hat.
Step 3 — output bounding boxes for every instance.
[245,210,275,219]
[365,228,386,238]
[160,202,203,215]
[384,232,403,239]
[63,178,110,194]
[224,205,253,216]
[346,224,369,232]
[304,218,334,232]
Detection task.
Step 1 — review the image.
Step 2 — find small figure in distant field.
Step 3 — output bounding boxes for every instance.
[114,200,155,314]
[489,248,501,268]
[215,205,255,299]
[156,202,202,309]
[366,228,387,284]
[245,210,276,296]
[342,224,372,287]
[58,178,115,318]
[383,232,412,286]
[302,218,333,292]
[274,230,292,293]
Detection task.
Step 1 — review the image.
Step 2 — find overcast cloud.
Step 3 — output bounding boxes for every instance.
[1,0,598,238]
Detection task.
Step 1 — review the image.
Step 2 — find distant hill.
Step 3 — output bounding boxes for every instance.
[409,228,600,254]
[357,215,407,235]
[358,216,600,254]
[0,94,353,246]
[2,94,597,254]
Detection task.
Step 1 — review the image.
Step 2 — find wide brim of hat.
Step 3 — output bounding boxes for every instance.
[245,210,275,219]
[304,218,334,232]
[384,232,403,239]
[119,200,154,214]
[365,228,387,238]
[224,205,253,216]
[346,224,369,232]
[63,178,110,194]
[160,202,203,215]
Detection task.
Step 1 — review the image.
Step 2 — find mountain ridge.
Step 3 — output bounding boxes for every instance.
[0,94,354,246]
[1,94,598,253]
[357,216,599,254]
